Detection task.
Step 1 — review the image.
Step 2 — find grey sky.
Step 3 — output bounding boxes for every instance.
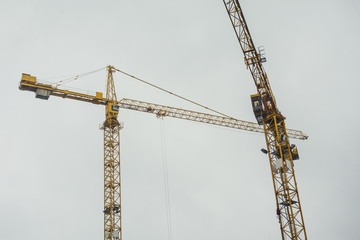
[1,0,360,239]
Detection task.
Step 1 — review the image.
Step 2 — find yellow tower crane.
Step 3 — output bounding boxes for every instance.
[19,66,307,240]
[223,1,308,239]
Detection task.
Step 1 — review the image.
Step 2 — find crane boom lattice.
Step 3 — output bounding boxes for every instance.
[223,1,308,239]
[19,74,308,140]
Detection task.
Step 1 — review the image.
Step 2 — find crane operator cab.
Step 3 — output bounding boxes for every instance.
[251,94,265,125]
[106,103,120,120]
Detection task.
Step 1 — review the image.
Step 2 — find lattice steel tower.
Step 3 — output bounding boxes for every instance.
[102,66,122,240]
[223,1,308,239]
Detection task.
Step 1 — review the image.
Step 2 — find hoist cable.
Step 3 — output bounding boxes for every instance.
[113,67,236,119]
[39,67,107,87]
[159,119,173,240]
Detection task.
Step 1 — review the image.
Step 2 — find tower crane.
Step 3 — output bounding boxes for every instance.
[19,66,307,240]
[223,0,308,239]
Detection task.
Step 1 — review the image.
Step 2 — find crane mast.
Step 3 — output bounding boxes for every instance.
[223,1,307,239]
[103,66,122,240]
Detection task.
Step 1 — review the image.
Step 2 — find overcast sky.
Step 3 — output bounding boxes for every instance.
[1,0,360,239]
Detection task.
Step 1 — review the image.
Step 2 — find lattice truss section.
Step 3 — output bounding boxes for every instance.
[223,0,276,113]
[17,74,307,141]
[222,0,308,239]
[103,119,122,240]
[118,98,307,140]
[264,115,307,240]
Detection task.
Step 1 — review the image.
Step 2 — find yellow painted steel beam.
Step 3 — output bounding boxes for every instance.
[19,73,107,105]
[223,0,277,115]
[103,66,122,240]
[223,1,308,239]
[102,119,122,240]
[19,73,308,140]
[117,98,308,140]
